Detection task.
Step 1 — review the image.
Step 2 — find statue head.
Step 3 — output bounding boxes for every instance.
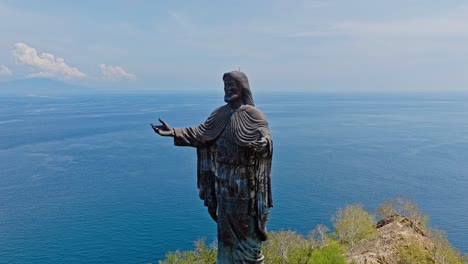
[223,71,254,106]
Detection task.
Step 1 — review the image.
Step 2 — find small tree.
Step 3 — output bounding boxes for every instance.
[262,230,310,264]
[262,229,347,264]
[159,238,217,264]
[429,229,468,264]
[397,243,434,264]
[308,224,330,248]
[309,242,348,264]
[377,198,397,221]
[378,196,428,226]
[332,204,376,246]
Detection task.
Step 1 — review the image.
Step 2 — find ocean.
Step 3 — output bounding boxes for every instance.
[0,92,467,263]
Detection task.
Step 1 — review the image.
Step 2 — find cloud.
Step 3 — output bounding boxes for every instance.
[99,64,136,81]
[12,43,86,80]
[0,65,12,76]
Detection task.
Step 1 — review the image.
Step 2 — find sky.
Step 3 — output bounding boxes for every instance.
[1,0,468,92]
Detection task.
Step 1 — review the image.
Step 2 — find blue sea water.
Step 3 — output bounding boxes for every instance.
[0,92,467,263]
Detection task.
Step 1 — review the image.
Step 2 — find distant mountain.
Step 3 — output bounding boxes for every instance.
[0,78,97,96]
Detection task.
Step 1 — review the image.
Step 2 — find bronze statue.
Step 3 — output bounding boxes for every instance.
[151,71,273,263]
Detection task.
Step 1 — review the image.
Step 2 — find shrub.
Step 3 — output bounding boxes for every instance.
[428,229,468,264]
[332,204,377,246]
[262,230,347,264]
[397,237,435,264]
[159,238,216,264]
[378,196,428,226]
[308,242,348,264]
[262,230,310,264]
[307,224,330,248]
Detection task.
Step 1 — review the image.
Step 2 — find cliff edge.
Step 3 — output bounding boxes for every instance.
[347,214,435,264]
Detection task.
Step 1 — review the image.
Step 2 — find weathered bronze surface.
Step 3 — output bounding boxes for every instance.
[151,71,273,263]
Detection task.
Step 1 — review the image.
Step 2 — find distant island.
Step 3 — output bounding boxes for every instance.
[157,196,467,264]
[0,78,103,96]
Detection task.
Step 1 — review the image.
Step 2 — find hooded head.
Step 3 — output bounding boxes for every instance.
[222,71,254,106]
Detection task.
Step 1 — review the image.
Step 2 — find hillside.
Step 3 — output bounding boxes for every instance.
[348,214,435,264]
[157,197,467,264]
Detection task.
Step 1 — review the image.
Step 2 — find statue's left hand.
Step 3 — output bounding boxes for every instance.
[250,137,268,152]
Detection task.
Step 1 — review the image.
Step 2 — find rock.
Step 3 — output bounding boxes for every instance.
[347,214,435,264]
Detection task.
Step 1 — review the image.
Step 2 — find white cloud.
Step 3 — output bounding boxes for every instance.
[99,64,136,81]
[12,43,85,80]
[0,64,12,76]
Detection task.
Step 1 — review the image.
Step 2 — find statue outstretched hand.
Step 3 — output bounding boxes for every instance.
[151,118,175,137]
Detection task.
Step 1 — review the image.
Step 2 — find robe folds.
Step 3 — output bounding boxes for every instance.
[173,104,273,264]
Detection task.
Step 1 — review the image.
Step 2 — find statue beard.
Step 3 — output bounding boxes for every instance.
[224,93,239,103]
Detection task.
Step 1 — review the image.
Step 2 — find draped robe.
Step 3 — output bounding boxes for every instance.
[173,104,273,264]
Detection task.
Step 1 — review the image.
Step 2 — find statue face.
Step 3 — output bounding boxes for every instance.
[224,79,242,103]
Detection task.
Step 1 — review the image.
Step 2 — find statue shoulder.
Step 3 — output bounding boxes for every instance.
[242,105,267,121]
[208,105,229,117]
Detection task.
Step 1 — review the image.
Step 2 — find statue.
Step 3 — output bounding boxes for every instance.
[151,71,273,263]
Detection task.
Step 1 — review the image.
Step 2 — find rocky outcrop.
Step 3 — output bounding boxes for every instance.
[347,214,435,264]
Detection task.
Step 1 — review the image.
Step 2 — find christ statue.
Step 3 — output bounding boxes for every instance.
[151,71,273,263]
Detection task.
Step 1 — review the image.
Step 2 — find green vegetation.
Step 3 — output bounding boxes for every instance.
[397,238,434,264]
[428,229,467,264]
[158,196,467,264]
[261,228,347,264]
[378,196,428,226]
[160,238,217,264]
[378,197,467,264]
[332,204,377,246]
[395,228,468,264]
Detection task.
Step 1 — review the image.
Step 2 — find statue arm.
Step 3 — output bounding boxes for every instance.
[240,106,272,156]
[174,106,228,148]
[255,139,273,241]
[257,127,273,157]
[173,126,206,148]
[248,126,272,158]
[150,118,205,147]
